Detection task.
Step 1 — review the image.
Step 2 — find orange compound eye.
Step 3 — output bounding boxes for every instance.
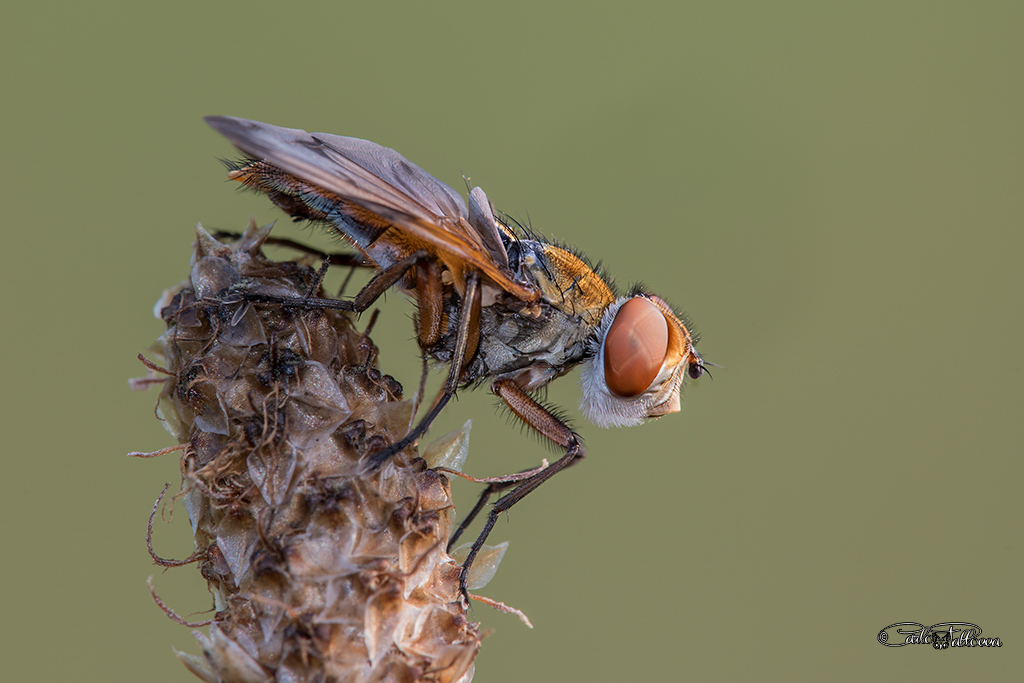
[603,297,669,398]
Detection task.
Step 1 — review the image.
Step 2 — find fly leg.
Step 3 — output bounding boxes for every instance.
[455,378,586,601]
[446,463,545,550]
[335,250,438,314]
[210,230,371,269]
[365,270,481,469]
[234,249,433,313]
[222,246,468,468]
[447,481,506,551]
[210,229,370,298]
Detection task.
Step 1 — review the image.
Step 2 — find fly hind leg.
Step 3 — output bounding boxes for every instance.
[232,249,433,314]
[210,229,371,270]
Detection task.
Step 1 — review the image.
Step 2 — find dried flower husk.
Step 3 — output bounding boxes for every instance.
[146,221,480,683]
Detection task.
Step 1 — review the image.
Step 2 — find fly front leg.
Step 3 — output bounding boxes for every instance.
[454,377,586,603]
[446,460,553,550]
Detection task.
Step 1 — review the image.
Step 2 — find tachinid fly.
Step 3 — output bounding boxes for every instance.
[205,116,707,599]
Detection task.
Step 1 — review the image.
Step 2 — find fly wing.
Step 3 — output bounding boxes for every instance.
[305,131,469,229]
[205,116,528,297]
[468,186,509,268]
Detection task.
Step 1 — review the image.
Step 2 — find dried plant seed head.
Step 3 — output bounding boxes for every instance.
[142,220,482,683]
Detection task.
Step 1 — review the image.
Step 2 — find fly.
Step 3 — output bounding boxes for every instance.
[204,116,707,599]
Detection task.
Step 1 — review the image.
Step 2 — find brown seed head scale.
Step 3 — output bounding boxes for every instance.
[136,220,482,683]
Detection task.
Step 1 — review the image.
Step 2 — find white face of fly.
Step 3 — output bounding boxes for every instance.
[578,294,700,428]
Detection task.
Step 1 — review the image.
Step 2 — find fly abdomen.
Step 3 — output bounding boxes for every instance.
[227,158,394,260]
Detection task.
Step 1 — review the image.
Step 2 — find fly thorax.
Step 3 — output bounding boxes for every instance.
[515,242,614,328]
[468,298,590,380]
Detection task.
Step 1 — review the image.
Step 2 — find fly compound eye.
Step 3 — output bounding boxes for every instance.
[603,297,669,398]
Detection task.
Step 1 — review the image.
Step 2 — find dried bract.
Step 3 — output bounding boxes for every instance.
[143,220,480,683]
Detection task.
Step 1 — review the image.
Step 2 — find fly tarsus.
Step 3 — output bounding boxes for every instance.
[456,437,585,604]
[363,391,455,470]
[451,378,586,603]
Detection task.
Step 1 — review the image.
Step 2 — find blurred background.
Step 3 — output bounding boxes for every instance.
[2,1,1020,680]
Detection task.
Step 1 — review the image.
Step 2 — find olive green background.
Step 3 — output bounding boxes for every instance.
[2,1,1020,680]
